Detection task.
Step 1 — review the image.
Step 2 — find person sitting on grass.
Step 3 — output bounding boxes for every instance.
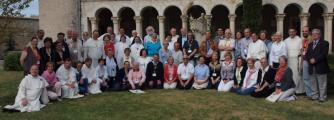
[128,62,146,90]
[57,58,83,99]
[75,62,88,95]
[192,56,210,90]
[163,57,178,89]
[42,62,62,101]
[117,61,131,90]
[231,57,247,92]
[217,53,235,92]
[235,58,261,95]
[4,65,48,112]
[177,55,195,90]
[81,58,102,94]
[95,58,109,91]
[269,56,296,102]
[146,54,164,89]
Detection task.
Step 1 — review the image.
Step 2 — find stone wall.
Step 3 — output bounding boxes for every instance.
[0,17,39,59]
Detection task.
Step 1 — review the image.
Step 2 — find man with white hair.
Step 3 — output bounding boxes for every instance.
[284,28,304,95]
[306,29,329,102]
[167,28,179,51]
[177,28,188,47]
[247,33,267,69]
[144,26,158,43]
[129,30,142,44]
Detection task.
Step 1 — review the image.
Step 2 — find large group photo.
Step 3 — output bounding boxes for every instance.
[1,0,334,119]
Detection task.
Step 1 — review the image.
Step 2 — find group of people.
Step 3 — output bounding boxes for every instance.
[3,25,329,112]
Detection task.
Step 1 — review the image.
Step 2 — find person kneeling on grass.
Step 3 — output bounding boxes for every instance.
[42,62,62,101]
[128,62,146,90]
[95,58,109,91]
[177,55,194,90]
[235,58,262,95]
[81,58,103,94]
[57,58,83,99]
[163,57,178,89]
[4,65,48,112]
[192,56,210,89]
[75,62,89,95]
[146,54,164,89]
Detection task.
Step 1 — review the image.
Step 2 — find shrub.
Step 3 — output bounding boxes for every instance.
[4,51,22,71]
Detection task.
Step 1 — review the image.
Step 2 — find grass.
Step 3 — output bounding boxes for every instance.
[0,56,334,120]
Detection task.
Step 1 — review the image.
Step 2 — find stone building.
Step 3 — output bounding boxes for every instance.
[39,0,334,53]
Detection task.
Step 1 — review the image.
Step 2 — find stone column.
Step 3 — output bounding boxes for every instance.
[323,13,333,54]
[181,15,188,29]
[276,14,285,34]
[134,16,142,37]
[89,17,97,33]
[228,14,236,35]
[299,13,310,36]
[111,17,119,34]
[157,16,166,40]
[205,15,212,31]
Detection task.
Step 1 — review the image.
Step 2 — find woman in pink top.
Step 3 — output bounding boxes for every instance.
[128,62,146,90]
[163,56,178,89]
[42,62,62,101]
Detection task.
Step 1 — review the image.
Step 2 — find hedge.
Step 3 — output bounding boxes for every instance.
[4,51,22,71]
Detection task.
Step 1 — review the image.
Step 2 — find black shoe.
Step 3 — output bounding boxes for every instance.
[295,93,306,96]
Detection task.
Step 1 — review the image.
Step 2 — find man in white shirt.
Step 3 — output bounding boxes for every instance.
[247,33,268,69]
[167,28,179,51]
[116,28,130,43]
[284,28,304,94]
[129,30,142,44]
[84,30,104,68]
[235,58,260,95]
[67,31,83,64]
[56,59,83,99]
[269,32,287,69]
[219,29,235,61]
[177,55,194,90]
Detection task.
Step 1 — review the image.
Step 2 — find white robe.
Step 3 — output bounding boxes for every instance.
[82,64,102,94]
[284,36,304,93]
[130,43,144,60]
[136,57,151,72]
[67,39,84,63]
[115,41,130,64]
[219,38,236,61]
[84,38,104,68]
[56,65,78,98]
[5,75,48,112]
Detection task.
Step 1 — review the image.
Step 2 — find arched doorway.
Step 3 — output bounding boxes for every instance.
[284,4,301,38]
[235,5,243,32]
[141,6,159,36]
[118,7,136,36]
[164,6,182,36]
[95,8,113,34]
[261,4,277,35]
[308,3,325,37]
[211,5,229,35]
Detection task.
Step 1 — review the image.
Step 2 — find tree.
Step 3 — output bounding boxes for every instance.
[0,0,33,44]
[242,0,262,33]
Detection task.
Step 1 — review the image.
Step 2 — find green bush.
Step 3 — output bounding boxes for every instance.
[4,51,22,71]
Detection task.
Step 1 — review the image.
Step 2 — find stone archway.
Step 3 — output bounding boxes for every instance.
[261,4,277,35]
[235,5,243,32]
[284,4,301,38]
[164,6,182,36]
[118,7,136,36]
[308,3,325,37]
[211,5,229,35]
[141,6,159,36]
[95,8,113,34]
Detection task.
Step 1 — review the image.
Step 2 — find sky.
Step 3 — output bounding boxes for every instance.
[21,0,39,16]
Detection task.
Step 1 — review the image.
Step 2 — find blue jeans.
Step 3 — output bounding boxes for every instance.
[78,78,88,94]
[236,87,256,95]
[303,60,312,97]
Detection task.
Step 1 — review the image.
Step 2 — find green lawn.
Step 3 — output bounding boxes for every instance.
[0,56,334,120]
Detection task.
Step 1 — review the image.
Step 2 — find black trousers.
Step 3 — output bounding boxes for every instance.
[108,76,121,91]
[177,80,194,90]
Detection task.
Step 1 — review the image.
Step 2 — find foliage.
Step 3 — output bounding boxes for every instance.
[4,33,16,52]
[242,0,262,33]
[3,51,22,71]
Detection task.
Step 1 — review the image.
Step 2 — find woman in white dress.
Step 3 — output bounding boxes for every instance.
[136,49,151,72]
